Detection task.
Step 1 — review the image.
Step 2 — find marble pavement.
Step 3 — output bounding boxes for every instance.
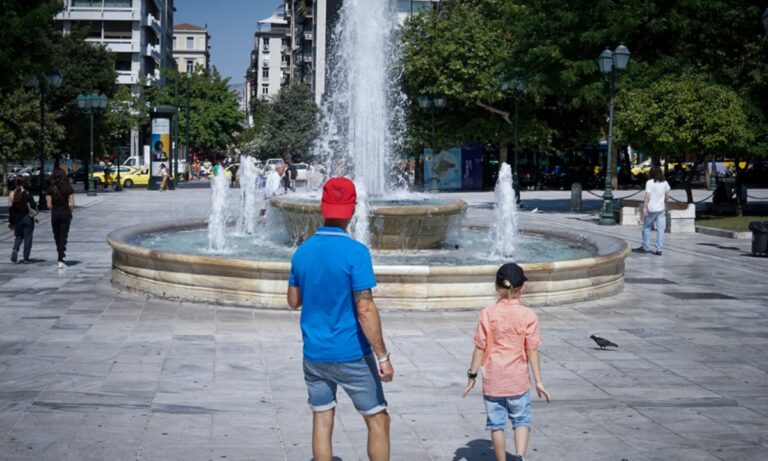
[0,186,767,461]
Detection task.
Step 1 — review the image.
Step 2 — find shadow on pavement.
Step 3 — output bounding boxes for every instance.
[452,438,512,460]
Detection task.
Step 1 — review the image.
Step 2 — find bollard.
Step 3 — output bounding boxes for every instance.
[571,182,582,211]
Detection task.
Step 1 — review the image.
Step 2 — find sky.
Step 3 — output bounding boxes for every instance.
[175,0,279,85]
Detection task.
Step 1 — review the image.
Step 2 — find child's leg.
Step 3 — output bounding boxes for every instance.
[491,430,506,461]
[514,426,529,457]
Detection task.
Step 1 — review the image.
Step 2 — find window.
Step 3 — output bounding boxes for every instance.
[262,68,269,79]
[186,60,194,74]
[262,86,269,95]
[186,36,194,49]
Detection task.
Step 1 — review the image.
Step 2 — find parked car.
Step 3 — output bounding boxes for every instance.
[92,166,137,189]
[293,163,308,183]
[5,165,53,193]
[265,158,283,171]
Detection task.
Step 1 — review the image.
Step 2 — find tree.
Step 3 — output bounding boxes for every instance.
[0,1,62,95]
[47,29,118,163]
[148,67,243,155]
[105,85,149,157]
[259,84,318,162]
[617,75,752,203]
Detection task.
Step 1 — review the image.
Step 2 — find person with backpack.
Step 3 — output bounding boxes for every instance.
[46,169,75,268]
[7,178,38,264]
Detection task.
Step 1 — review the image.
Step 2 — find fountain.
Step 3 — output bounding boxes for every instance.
[106,0,628,309]
[207,168,229,252]
[237,156,259,235]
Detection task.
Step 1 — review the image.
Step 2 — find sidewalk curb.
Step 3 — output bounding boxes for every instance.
[695,225,752,240]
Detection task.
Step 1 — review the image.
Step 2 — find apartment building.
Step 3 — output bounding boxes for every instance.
[56,0,175,158]
[173,23,210,74]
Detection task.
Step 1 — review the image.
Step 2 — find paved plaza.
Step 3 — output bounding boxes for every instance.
[1,186,767,461]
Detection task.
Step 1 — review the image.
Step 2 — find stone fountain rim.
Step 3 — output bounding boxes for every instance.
[106,219,629,274]
[270,196,468,216]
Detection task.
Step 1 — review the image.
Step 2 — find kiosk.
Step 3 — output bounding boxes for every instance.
[148,105,178,190]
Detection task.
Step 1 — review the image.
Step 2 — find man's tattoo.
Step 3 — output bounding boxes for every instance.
[354,289,374,302]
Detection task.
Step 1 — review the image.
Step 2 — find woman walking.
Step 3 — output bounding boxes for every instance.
[7,178,38,264]
[46,169,75,268]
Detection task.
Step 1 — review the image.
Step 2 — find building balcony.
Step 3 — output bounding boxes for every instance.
[145,44,161,60]
[146,13,161,35]
[302,55,313,63]
[117,70,137,85]
[280,61,289,69]
[303,32,313,41]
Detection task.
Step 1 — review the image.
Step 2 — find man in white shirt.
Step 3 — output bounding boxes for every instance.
[634,166,671,255]
[261,162,286,216]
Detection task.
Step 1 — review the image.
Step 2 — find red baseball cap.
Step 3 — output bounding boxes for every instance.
[321,177,357,219]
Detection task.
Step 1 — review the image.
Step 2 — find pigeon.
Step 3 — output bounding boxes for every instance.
[531,207,539,213]
[590,335,618,350]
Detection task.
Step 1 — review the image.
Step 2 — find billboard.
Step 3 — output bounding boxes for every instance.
[150,118,171,177]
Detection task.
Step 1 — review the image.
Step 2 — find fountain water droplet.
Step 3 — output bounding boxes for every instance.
[237,156,260,235]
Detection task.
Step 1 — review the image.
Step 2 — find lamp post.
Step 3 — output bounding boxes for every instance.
[185,68,192,181]
[502,78,526,206]
[417,95,446,191]
[76,94,109,196]
[28,70,63,210]
[597,44,630,225]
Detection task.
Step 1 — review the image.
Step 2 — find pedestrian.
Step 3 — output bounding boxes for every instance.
[463,263,551,461]
[633,165,670,256]
[46,169,75,268]
[260,162,286,216]
[7,178,38,264]
[159,163,169,191]
[287,177,393,461]
[283,162,294,192]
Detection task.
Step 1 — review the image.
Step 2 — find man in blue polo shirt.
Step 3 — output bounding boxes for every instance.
[287,177,394,461]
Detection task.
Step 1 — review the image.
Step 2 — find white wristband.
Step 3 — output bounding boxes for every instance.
[377,352,390,363]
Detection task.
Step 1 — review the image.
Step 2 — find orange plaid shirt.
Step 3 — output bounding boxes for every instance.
[474,298,542,397]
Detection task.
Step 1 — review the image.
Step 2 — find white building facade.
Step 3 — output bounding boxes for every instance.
[173,23,210,74]
[56,0,175,158]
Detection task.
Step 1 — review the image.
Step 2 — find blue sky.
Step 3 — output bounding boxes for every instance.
[176,0,279,84]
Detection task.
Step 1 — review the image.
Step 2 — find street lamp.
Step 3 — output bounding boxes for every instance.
[502,77,526,206]
[417,95,446,191]
[28,69,63,210]
[185,67,192,182]
[76,94,109,196]
[596,43,630,225]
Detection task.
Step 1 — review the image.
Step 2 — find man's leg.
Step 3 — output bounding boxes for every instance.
[641,214,652,250]
[363,410,390,461]
[655,211,666,252]
[312,408,335,461]
[22,219,34,260]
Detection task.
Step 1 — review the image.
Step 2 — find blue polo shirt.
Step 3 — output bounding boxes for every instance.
[289,226,377,362]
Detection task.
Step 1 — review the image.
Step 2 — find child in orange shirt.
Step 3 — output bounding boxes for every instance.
[463,263,551,461]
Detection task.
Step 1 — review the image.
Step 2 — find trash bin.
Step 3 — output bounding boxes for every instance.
[748,221,768,256]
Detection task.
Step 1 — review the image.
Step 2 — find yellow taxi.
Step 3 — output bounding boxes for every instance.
[119,166,150,188]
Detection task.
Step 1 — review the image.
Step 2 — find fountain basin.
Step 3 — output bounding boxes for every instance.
[107,220,628,309]
[271,197,468,249]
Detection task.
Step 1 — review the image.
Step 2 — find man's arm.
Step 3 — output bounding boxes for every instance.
[287,286,302,310]
[354,289,394,382]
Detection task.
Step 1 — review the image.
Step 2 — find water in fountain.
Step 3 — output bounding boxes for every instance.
[237,156,259,235]
[208,168,229,251]
[351,180,371,246]
[490,163,518,258]
[314,0,404,196]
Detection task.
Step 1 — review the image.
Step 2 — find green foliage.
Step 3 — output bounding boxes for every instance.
[48,29,118,161]
[401,0,768,158]
[148,67,243,154]
[0,87,64,165]
[105,86,149,142]
[618,75,752,158]
[0,0,62,95]
[258,84,318,162]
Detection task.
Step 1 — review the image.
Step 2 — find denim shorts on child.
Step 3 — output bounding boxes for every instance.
[483,391,532,431]
[303,354,387,415]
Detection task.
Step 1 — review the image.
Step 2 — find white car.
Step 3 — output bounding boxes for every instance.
[293,163,308,182]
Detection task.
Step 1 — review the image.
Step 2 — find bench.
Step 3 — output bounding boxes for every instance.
[619,199,695,233]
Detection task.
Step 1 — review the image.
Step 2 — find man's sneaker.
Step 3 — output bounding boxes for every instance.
[655,250,663,256]
[10,251,17,263]
[58,261,66,269]
[632,247,648,254]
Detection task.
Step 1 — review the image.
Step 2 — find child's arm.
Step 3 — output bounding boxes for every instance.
[527,348,551,402]
[462,346,484,398]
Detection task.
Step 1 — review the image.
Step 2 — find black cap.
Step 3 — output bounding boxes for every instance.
[496,263,527,288]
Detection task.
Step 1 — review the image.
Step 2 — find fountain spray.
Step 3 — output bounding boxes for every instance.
[208,167,229,252]
[237,156,259,235]
[491,163,519,258]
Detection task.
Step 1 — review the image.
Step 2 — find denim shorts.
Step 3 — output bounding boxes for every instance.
[483,391,532,431]
[303,354,387,415]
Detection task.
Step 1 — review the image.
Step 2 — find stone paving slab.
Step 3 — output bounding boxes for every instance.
[0,187,767,460]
